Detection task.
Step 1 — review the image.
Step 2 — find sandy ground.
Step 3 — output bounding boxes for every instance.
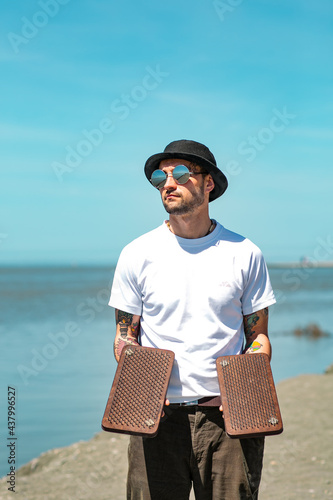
[1,371,332,500]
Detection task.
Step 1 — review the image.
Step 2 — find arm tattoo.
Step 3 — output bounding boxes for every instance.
[118,310,133,338]
[114,310,140,360]
[244,312,260,340]
[118,310,133,324]
[245,340,263,353]
[243,307,268,348]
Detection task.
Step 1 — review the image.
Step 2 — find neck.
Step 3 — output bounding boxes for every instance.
[166,213,215,239]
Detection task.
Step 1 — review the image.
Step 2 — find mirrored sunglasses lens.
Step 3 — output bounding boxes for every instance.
[173,165,190,184]
[150,170,166,188]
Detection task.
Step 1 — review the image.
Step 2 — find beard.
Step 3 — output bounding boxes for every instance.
[162,185,206,215]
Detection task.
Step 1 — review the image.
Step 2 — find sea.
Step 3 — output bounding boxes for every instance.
[1,264,333,478]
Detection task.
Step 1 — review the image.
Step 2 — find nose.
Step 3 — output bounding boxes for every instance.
[163,172,177,189]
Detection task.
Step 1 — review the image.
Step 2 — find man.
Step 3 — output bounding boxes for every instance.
[109,139,276,500]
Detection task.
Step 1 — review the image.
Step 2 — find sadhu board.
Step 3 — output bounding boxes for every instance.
[102,345,174,437]
[216,353,283,438]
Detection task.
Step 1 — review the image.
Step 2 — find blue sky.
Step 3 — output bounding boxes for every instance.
[1,0,332,265]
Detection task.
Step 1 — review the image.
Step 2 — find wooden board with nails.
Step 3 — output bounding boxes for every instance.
[102,345,174,437]
[216,353,283,438]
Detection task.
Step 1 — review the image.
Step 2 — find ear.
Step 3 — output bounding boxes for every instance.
[205,174,215,195]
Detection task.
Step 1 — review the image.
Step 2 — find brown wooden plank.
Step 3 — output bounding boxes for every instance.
[216,353,283,438]
[102,345,174,437]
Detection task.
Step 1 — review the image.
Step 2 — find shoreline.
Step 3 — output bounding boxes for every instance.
[1,261,333,269]
[1,370,332,500]
[268,261,333,269]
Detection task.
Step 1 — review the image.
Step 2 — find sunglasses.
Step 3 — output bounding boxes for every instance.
[150,164,206,189]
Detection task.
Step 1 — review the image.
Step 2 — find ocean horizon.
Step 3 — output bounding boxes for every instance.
[1,264,333,478]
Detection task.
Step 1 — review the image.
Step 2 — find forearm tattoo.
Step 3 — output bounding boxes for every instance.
[245,340,263,353]
[118,310,133,338]
[114,310,140,360]
[243,307,268,349]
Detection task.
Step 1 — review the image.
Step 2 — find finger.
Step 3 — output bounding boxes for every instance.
[161,399,170,418]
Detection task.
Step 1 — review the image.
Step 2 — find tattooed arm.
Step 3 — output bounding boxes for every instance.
[114,309,141,362]
[243,307,272,360]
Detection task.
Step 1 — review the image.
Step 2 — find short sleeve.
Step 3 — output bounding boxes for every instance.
[109,246,143,316]
[241,246,276,315]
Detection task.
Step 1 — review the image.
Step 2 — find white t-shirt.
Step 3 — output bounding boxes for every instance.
[109,221,276,403]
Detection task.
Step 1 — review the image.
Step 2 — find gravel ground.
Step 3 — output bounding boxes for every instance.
[1,371,332,500]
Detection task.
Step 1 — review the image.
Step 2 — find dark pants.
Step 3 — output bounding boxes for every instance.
[127,406,264,500]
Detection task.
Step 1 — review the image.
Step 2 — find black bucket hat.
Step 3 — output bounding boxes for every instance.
[144,139,228,201]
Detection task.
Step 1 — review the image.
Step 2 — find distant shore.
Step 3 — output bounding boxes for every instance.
[268,261,333,269]
[1,369,332,500]
[1,261,333,269]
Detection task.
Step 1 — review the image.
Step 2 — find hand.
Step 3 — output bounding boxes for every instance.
[161,399,170,418]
